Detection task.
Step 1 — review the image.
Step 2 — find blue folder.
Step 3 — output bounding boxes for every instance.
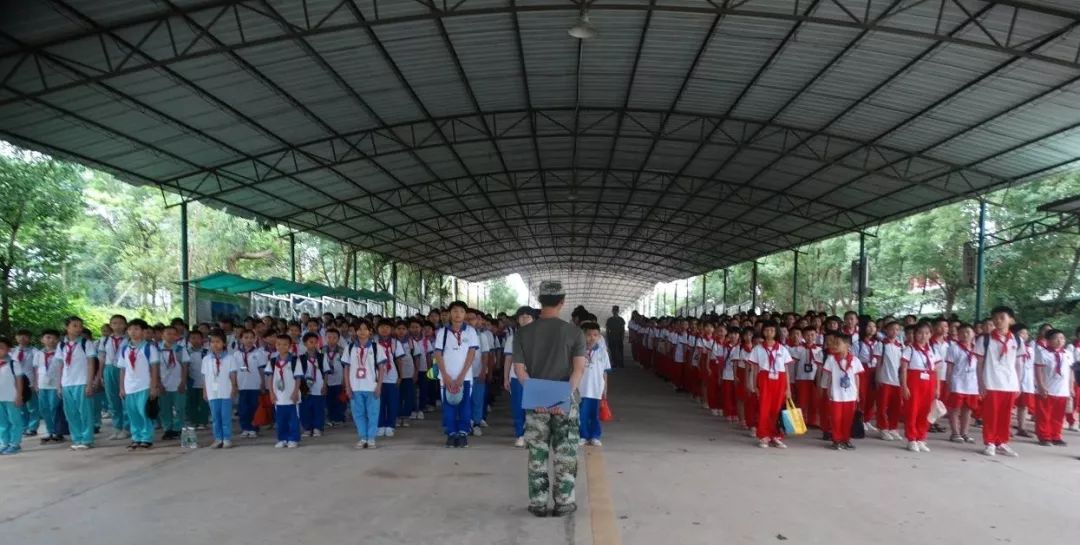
[521,378,572,411]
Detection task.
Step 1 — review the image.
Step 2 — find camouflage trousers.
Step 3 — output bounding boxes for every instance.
[525,401,580,508]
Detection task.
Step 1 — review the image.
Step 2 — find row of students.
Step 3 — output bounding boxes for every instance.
[629,305,1077,456]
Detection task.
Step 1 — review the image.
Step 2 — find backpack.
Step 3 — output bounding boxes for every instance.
[294,352,325,396]
[981,333,1023,356]
[9,357,32,402]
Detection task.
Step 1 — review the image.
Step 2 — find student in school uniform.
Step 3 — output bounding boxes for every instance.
[470,313,494,434]
[118,320,161,450]
[0,337,27,455]
[12,330,39,437]
[202,331,238,449]
[873,321,905,441]
[793,326,821,429]
[185,330,210,430]
[323,328,347,428]
[266,335,304,448]
[407,320,430,421]
[821,332,863,450]
[157,326,189,441]
[945,324,979,444]
[99,315,129,441]
[1068,327,1080,432]
[343,321,384,449]
[1014,324,1037,438]
[234,329,267,438]
[1034,329,1073,447]
[856,321,879,433]
[434,301,480,448]
[33,330,64,443]
[394,321,417,429]
[373,322,404,438]
[298,332,329,438]
[504,307,535,447]
[929,317,951,433]
[900,321,940,453]
[59,316,99,450]
[717,327,738,421]
[578,322,611,447]
[975,306,1022,457]
[746,321,793,449]
[698,322,720,415]
[733,328,755,432]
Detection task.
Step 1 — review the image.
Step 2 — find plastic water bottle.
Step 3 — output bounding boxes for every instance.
[180,427,198,449]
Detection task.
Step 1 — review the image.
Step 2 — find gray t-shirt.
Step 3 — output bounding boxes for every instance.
[512,318,586,381]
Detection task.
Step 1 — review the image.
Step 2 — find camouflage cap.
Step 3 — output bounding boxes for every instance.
[538,280,564,296]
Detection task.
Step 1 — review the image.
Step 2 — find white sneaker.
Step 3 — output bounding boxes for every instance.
[416,411,425,421]
[758,439,770,448]
[472,427,483,437]
[982,444,997,457]
[222,440,233,449]
[274,441,286,449]
[590,439,603,447]
[376,428,386,437]
[918,442,931,453]
[864,421,878,432]
[409,412,418,420]
[710,409,720,416]
[997,444,1019,457]
[355,441,366,449]
[1069,423,1080,432]
[907,441,920,453]
[312,429,322,437]
[578,438,587,446]
[514,437,525,448]
[210,440,223,449]
[108,432,121,440]
[880,430,895,441]
[286,441,298,449]
[385,428,395,437]
[366,440,376,449]
[479,420,489,428]
[891,430,903,441]
[771,438,787,449]
[399,420,410,428]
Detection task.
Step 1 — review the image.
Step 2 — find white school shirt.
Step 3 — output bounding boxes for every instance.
[0,358,22,402]
[187,346,209,388]
[323,344,345,387]
[33,348,62,390]
[856,339,878,370]
[233,347,267,391]
[974,332,1020,392]
[120,341,160,394]
[59,336,99,387]
[795,344,823,382]
[673,333,690,363]
[901,345,940,375]
[297,352,330,393]
[696,338,717,368]
[11,346,36,387]
[931,337,950,381]
[747,343,793,378]
[434,325,480,385]
[945,343,980,395]
[720,345,736,381]
[159,344,190,392]
[580,343,611,400]
[1036,348,1074,398]
[409,336,431,373]
[344,341,385,392]
[100,335,127,369]
[501,331,517,380]
[395,337,416,378]
[823,353,863,403]
[374,338,404,384]
[201,351,237,400]
[874,339,904,387]
[264,355,304,405]
[1018,342,1036,394]
[474,330,494,377]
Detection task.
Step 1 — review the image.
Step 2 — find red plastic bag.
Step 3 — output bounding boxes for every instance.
[337,389,349,404]
[252,392,274,427]
[599,398,614,422]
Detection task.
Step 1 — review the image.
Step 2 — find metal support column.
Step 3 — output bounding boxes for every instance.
[420,271,426,312]
[722,268,728,313]
[857,232,867,316]
[684,279,690,315]
[792,250,799,313]
[674,282,680,316]
[180,202,190,324]
[454,278,459,301]
[974,199,988,321]
[750,261,759,312]
[390,261,398,315]
[701,273,707,314]
[289,233,297,282]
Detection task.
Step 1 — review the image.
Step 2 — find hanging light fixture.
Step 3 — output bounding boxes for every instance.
[568,6,597,40]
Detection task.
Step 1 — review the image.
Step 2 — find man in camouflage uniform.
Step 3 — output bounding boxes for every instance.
[513,281,587,518]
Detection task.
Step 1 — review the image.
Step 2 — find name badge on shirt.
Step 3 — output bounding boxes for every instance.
[768,371,779,380]
[919,372,930,380]
[839,374,851,390]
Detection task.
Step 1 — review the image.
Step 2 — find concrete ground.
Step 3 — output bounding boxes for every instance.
[4,351,1080,545]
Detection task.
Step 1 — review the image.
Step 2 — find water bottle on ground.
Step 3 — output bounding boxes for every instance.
[180,427,198,449]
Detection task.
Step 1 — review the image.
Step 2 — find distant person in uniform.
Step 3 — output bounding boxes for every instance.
[513,281,586,518]
[606,306,626,368]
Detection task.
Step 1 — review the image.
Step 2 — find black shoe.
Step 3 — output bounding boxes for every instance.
[552,503,577,517]
[445,435,455,448]
[140,442,153,449]
[528,505,549,518]
[1038,440,1053,446]
[460,435,469,448]
[1053,439,1068,447]
[94,427,101,434]
[126,442,138,451]
[843,441,856,450]
[822,432,833,442]
[829,442,842,450]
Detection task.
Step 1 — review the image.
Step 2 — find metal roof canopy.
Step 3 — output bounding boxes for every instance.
[3,0,1080,312]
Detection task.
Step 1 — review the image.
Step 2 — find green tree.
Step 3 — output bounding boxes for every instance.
[486,276,521,315]
[0,151,83,335]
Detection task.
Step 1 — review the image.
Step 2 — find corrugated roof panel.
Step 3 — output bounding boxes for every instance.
[372,20,475,118]
[628,11,716,111]
[518,11,579,109]
[445,13,526,112]
[577,10,645,107]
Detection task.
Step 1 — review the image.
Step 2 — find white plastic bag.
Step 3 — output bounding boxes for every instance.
[928,399,948,423]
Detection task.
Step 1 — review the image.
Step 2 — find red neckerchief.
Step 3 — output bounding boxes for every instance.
[354,342,370,379]
[787,338,801,348]
[861,338,875,356]
[65,339,78,367]
[44,350,55,372]
[305,352,319,379]
[1036,338,1048,349]
[275,357,289,382]
[835,352,854,376]
[213,352,223,377]
[885,337,902,348]
[238,346,253,371]
[1052,348,1065,376]
[128,344,138,370]
[379,339,394,371]
[842,326,856,337]
[913,343,934,372]
[448,324,464,347]
[1072,339,1080,350]
[16,347,27,364]
[991,330,1014,358]
[956,342,976,369]
[762,341,779,372]
[111,336,123,359]
[164,345,177,368]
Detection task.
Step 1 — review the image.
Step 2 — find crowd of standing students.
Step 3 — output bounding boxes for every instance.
[0,303,614,456]
[629,306,1078,455]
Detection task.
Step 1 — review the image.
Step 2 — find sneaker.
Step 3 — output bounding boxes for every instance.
[829,442,842,450]
[918,442,931,453]
[997,444,1019,457]
[459,435,469,448]
[126,442,138,451]
[356,441,366,449]
[274,441,287,449]
[590,439,602,447]
[578,438,587,446]
[552,503,577,517]
[907,441,920,453]
[210,440,223,449]
[286,441,299,449]
[367,440,376,449]
[222,440,233,449]
[514,437,525,448]
[1053,439,1068,447]
[376,428,386,437]
[710,409,720,416]
[399,420,410,428]
[1038,440,1053,447]
[472,427,483,437]
[864,422,878,432]
[479,420,489,428]
[446,435,455,448]
[385,428,395,438]
[771,438,787,449]
[758,439,770,448]
[880,430,895,441]
[528,505,549,518]
[962,435,976,444]
[312,429,322,438]
[821,432,833,442]
[950,434,964,443]
[749,427,756,438]
[1016,429,1032,438]
[416,411,425,421]
[842,441,856,450]
[982,444,997,456]
[140,442,153,450]
[409,412,418,420]
[1,446,20,455]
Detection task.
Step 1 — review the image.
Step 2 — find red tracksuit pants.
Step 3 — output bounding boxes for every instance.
[982,390,1019,446]
[830,401,858,443]
[876,383,902,431]
[858,372,876,424]
[720,379,736,416]
[1035,395,1068,442]
[756,371,787,440]
[794,380,817,427]
[903,370,933,442]
[706,363,721,410]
